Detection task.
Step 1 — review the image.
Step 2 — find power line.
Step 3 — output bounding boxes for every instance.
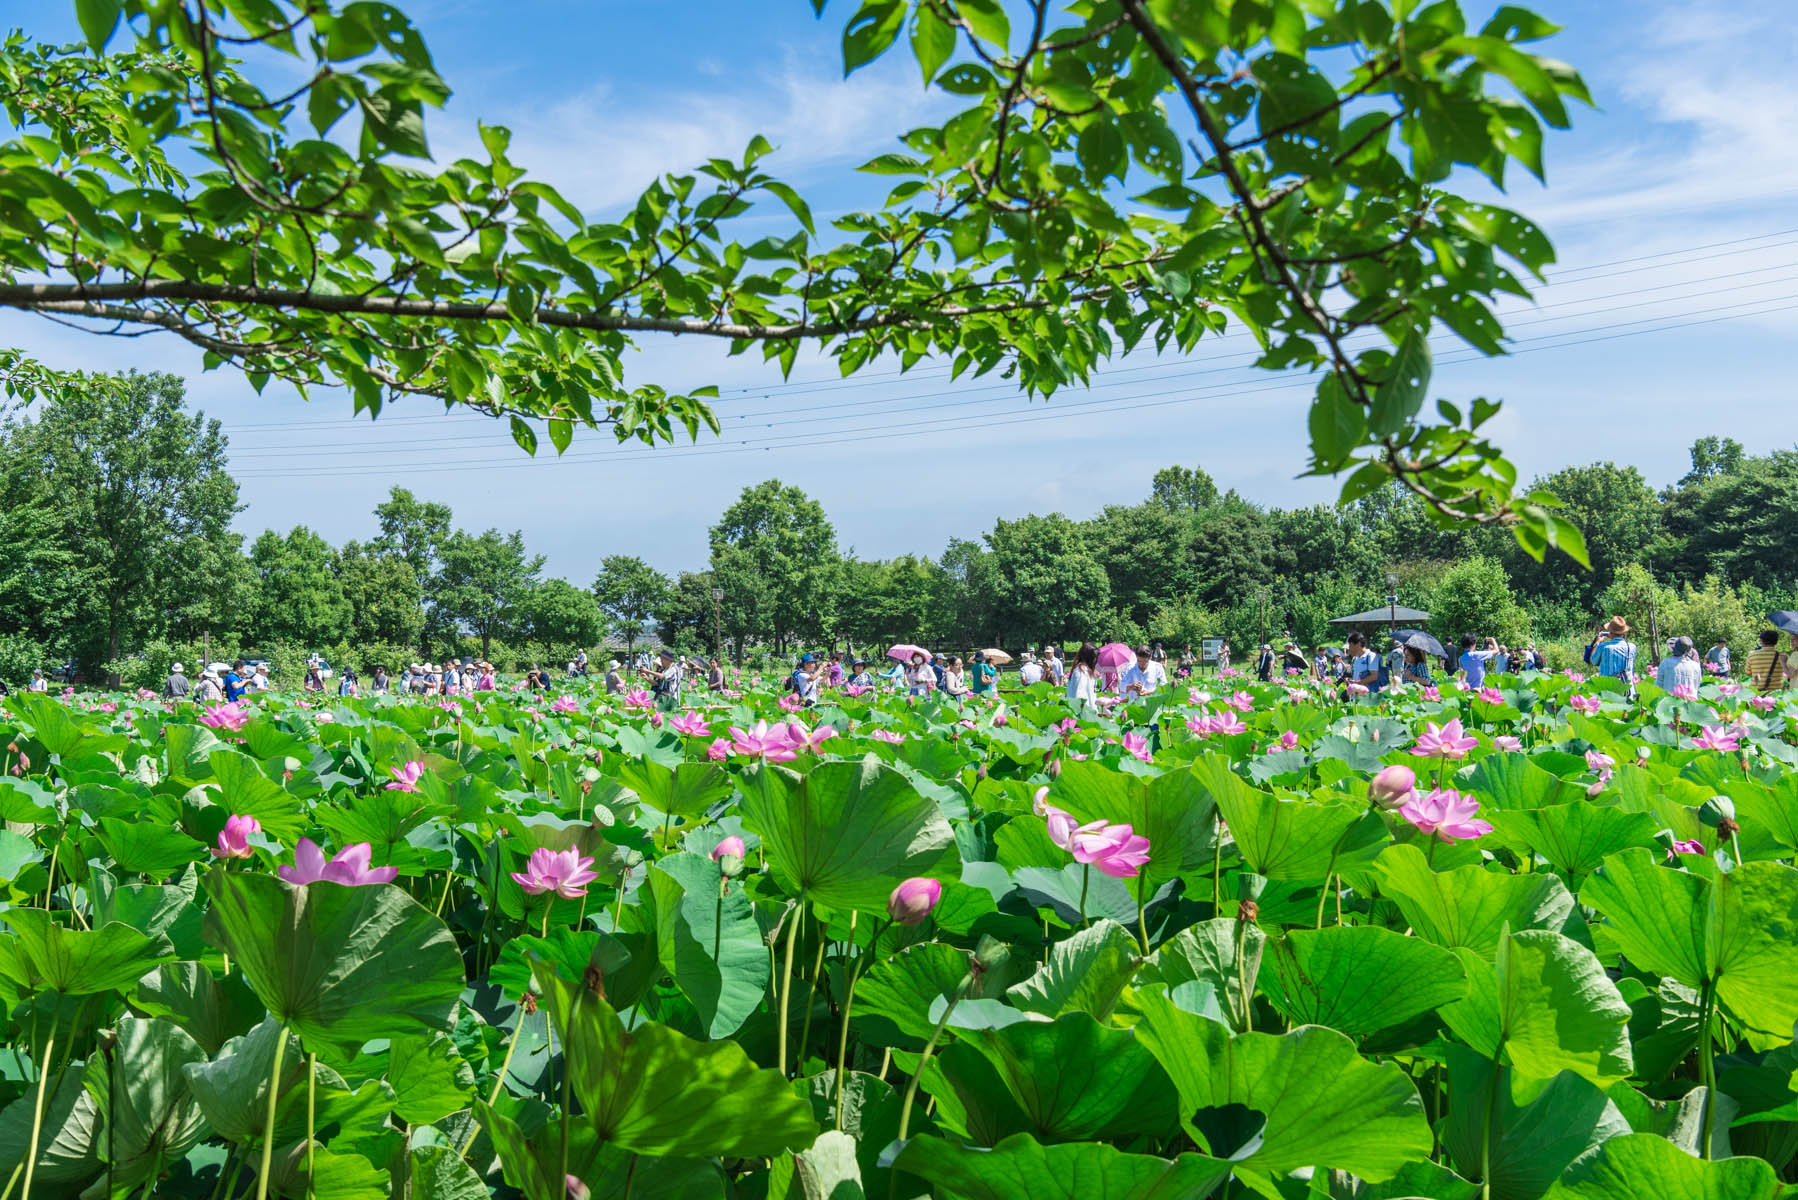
[233,294,1798,479]
[221,256,1798,452]
[214,223,1798,434]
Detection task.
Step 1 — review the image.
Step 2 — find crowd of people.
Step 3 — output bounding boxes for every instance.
[104,614,1798,709]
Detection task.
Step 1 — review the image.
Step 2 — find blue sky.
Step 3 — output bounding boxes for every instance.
[8,1,1797,581]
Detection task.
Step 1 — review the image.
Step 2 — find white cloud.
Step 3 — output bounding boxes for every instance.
[435,48,948,215]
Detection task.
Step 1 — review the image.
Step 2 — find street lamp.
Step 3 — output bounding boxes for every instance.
[1385,572,1399,635]
[711,588,725,663]
[1255,587,1269,649]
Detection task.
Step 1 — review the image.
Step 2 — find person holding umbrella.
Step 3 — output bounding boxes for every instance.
[904,650,935,698]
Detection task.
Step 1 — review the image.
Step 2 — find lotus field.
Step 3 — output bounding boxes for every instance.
[1,666,1796,1200]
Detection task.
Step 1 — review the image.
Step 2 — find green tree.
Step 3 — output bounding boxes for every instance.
[985,514,1110,646]
[1662,451,1798,588]
[1666,575,1754,668]
[0,371,238,675]
[1500,463,1661,609]
[373,487,453,581]
[1149,465,1220,513]
[1188,505,1277,609]
[835,555,946,652]
[591,555,671,652]
[935,538,998,649]
[248,527,351,648]
[0,2,1593,553]
[523,578,607,661]
[1679,436,1746,486]
[431,529,543,658]
[1084,503,1194,627]
[337,540,425,647]
[657,571,720,655]
[1428,556,1531,648]
[1596,564,1678,653]
[708,481,839,652]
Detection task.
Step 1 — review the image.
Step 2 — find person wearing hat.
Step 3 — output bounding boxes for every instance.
[1255,643,1274,682]
[1655,636,1702,694]
[370,665,389,694]
[1279,641,1309,676]
[1583,617,1637,683]
[164,661,190,700]
[787,654,813,698]
[194,667,224,703]
[604,659,624,694]
[645,647,685,710]
[846,658,875,688]
[1017,651,1043,687]
[26,668,47,694]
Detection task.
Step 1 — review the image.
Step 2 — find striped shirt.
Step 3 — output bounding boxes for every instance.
[1746,646,1787,693]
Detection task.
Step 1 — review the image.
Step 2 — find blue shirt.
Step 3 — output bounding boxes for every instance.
[1348,650,1380,688]
[1459,649,1497,687]
[224,672,245,701]
[1585,638,1637,680]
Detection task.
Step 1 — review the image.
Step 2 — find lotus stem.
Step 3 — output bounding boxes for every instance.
[539,903,551,939]
[254,1025,289,1200]
[796,931,828,1073]
[1078,864,1090,926]
[777,901,802,1077]
[1134,871,1151,956]
[1212,815,1224,913]
[306,1053,317,1200]
[893,971,975,1194]
[1698,979,1718,1160]
[1,1162,23,1200]
[835,915,890,1130]
[1479,1036,1506,1200]
[20,1028,54,1200]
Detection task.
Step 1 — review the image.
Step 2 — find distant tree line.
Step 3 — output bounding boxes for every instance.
[2,372,1791,684]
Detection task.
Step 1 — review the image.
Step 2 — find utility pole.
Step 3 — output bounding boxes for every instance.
[712,587,725,664]
[1256,587,1269,650]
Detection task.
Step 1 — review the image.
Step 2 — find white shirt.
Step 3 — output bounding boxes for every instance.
[1120,661,1167,696]
[1018,662,1043,685]
[1066,665,1097,706]
[249,673,270,691]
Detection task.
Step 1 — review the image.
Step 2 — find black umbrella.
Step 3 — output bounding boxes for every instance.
[1770,611,1798,636]
[1399,629,1447,659]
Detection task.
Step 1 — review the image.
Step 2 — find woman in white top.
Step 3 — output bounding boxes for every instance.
[905,652,934,698]
[1066,643,1099,708]
[941,656,970,703]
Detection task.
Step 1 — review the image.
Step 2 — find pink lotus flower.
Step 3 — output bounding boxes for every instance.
[1070,821,1152,878]
[1399,789,1492,842]
[1219,667,1240,678]
[1749,694,1778,711]
[888,877,942,925]
[98,701,117,714]
[1188,688,1212,706]
[1692,724,1741,752]
[1121,732,1152,763]
[1285,687,1310,703]
[1032,786,1052,814]
[1058,718,1080,734]
[1285,667,1302,676]
[1346,682,1369,696]
[1369,764,1418,812]
[844,683,870,698]
[550,695,580,715]
[1478,686,1504,705]
[1703,660,1724,674]
[1565,672,1587,684]
[1568,694,1602,715]
[710,835,746,862]
[1453,679,1470,692]
[512,847,600,898]
[1210,711,1248,736]
[136,688,157,701]
[213,814,259,859]
[1493,735,1523,752]
[1585,749,1615,775]
[1186,713,1216,738]
[1670,684,1698,701]
[871,729,906,745]
[385,760,426,792]
[623,689,653,709]
[1411,718,1477,760]
[279,838,398,886]
[1421,686,1442,702]
[671,711,711,737]
[649,711,665,728]
[728,720,799,762]
[1276,730,1298,750]
[437,699,463,716]
[200,701,251,732]
[785,720,839,753]
[706,737,731,761]
[778,693,804,713]
[1668,839,1705,858]
[993,711,1009,726]
[1227,690,1254,712]
[1718,681,1742,696]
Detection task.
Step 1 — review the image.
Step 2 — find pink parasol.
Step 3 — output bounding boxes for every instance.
[887,644,931,662]
[1096,642,1134,670]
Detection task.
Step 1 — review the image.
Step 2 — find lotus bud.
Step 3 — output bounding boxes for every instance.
[521,991,539,1016]
[1032,785,1052,816]
[710,835,747,878]
[1585,780,1606,798]
[1047,756,1063,780]
[1369,764,1418,811]
[976,762,987,782]
[1698,796,1736,829]
[1237,872,1266,923]
[887,877,942,926]
[566,1176,589,1200]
